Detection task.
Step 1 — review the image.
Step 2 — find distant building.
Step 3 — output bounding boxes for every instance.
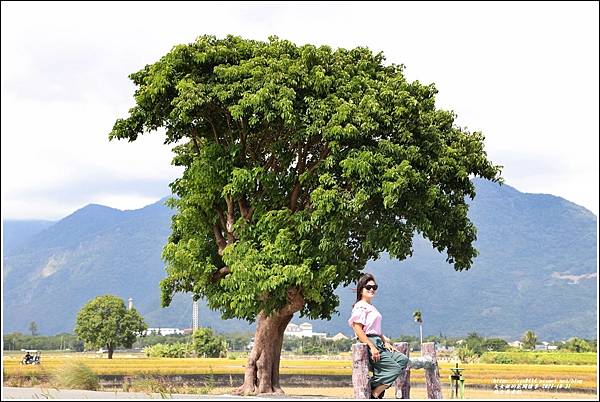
[284,322,327,338]
[508,340,523,348]
[330,332,349,341]
[143,327,185,336]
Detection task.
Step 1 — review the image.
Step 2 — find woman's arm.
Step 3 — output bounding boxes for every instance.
[352,322,381,361]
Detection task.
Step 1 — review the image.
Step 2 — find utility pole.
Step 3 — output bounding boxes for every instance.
[192,300,199,333]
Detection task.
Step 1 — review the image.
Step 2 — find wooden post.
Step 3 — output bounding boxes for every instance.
[421,342,443,399]
[394,342,411,399]
[352,343,371,399]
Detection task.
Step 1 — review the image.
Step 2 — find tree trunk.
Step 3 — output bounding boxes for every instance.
[234,288,303,395]
[107,346,114,360]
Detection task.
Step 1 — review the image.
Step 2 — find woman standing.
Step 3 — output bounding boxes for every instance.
[348,273,434,398]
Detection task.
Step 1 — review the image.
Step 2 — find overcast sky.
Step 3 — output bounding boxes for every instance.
[1,1,598,220]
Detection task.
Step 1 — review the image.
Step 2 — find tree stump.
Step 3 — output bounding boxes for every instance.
[421,342,443,399]
[394,342,411,399]
[352,343,371,399]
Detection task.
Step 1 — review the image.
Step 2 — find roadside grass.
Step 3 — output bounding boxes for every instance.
[50,361,99,391]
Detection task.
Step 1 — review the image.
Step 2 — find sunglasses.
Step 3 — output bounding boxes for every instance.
[364,284,378,291]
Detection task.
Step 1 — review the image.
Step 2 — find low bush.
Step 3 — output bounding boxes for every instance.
[144,343,192,358]
[480,351,596,365]
[52,361,99,390]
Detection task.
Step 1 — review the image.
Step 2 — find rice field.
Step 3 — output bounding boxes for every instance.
[3,351,597,398]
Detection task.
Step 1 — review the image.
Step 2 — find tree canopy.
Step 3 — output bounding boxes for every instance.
[110,34,501,323]
[109,34,501,393]
[74,295,147,359]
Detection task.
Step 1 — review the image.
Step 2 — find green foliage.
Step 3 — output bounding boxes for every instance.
[480,353,514,364]
[133,333,191,349]
[52,361,99,390]
[480,351,597,365]
[560,337,593,353]
[222,331,254,352]
[3,332,84,351]
[144,342,193,358]
[192,328,227,358]
[74,295,147,356]
[456,346,477,363]
[521,330,538,350]
[281,335,353,354]
[463,332,508,355]
[412,311,422,323]
[109,34,502,324]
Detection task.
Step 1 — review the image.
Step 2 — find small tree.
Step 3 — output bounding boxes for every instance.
[456,346,476,363]
[192,328,227,357]
[28,321,39,336]
[560,337,592,353]
[413,310,423,345]
[74,295,147,359]
[521,330,538,350]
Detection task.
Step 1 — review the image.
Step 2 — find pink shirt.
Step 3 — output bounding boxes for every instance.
[348,300,382,335]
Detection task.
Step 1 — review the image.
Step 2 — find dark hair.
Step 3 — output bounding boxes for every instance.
[355,273,377,304]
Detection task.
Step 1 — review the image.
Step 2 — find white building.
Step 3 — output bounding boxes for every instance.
[143,327,185,336]
[508,340,523,348]
[284,322,327,338]
[330,332,349,341]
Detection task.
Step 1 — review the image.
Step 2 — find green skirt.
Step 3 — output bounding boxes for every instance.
[367,335,409,388]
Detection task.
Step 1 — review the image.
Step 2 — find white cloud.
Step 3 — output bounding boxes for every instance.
[1,1,598,219]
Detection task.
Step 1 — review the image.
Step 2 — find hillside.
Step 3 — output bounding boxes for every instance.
[2,179,597,340]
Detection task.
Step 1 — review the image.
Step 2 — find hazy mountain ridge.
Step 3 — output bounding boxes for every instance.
[2,180,597,340]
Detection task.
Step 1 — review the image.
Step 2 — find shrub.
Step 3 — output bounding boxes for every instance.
[479,351,596,365]
[128,376,173,395]
[144,342,192,358]
[456,347,477,363]
[480,353,514,364]
[52,361,99,390]
[198,367,216,395]
[192,328,227,358]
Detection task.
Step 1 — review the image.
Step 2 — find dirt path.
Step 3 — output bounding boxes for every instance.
[1,386,266,399]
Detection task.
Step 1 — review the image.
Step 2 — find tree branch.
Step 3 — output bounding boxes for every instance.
[216,207,227,231]
[280,287,304,315]
[289,183,301,212]
[212,224,228,256]
[289,143,307,212]
[225,196,236,242]
[211,266,231,282]
[190,127,202,154]
[206,118,220,144]
[238,197,254,222]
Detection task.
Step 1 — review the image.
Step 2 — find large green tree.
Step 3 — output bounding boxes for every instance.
[74,295,147,359]
[109,35,501,394]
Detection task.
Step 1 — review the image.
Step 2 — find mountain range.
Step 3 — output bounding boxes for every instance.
[2,179,597,341]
